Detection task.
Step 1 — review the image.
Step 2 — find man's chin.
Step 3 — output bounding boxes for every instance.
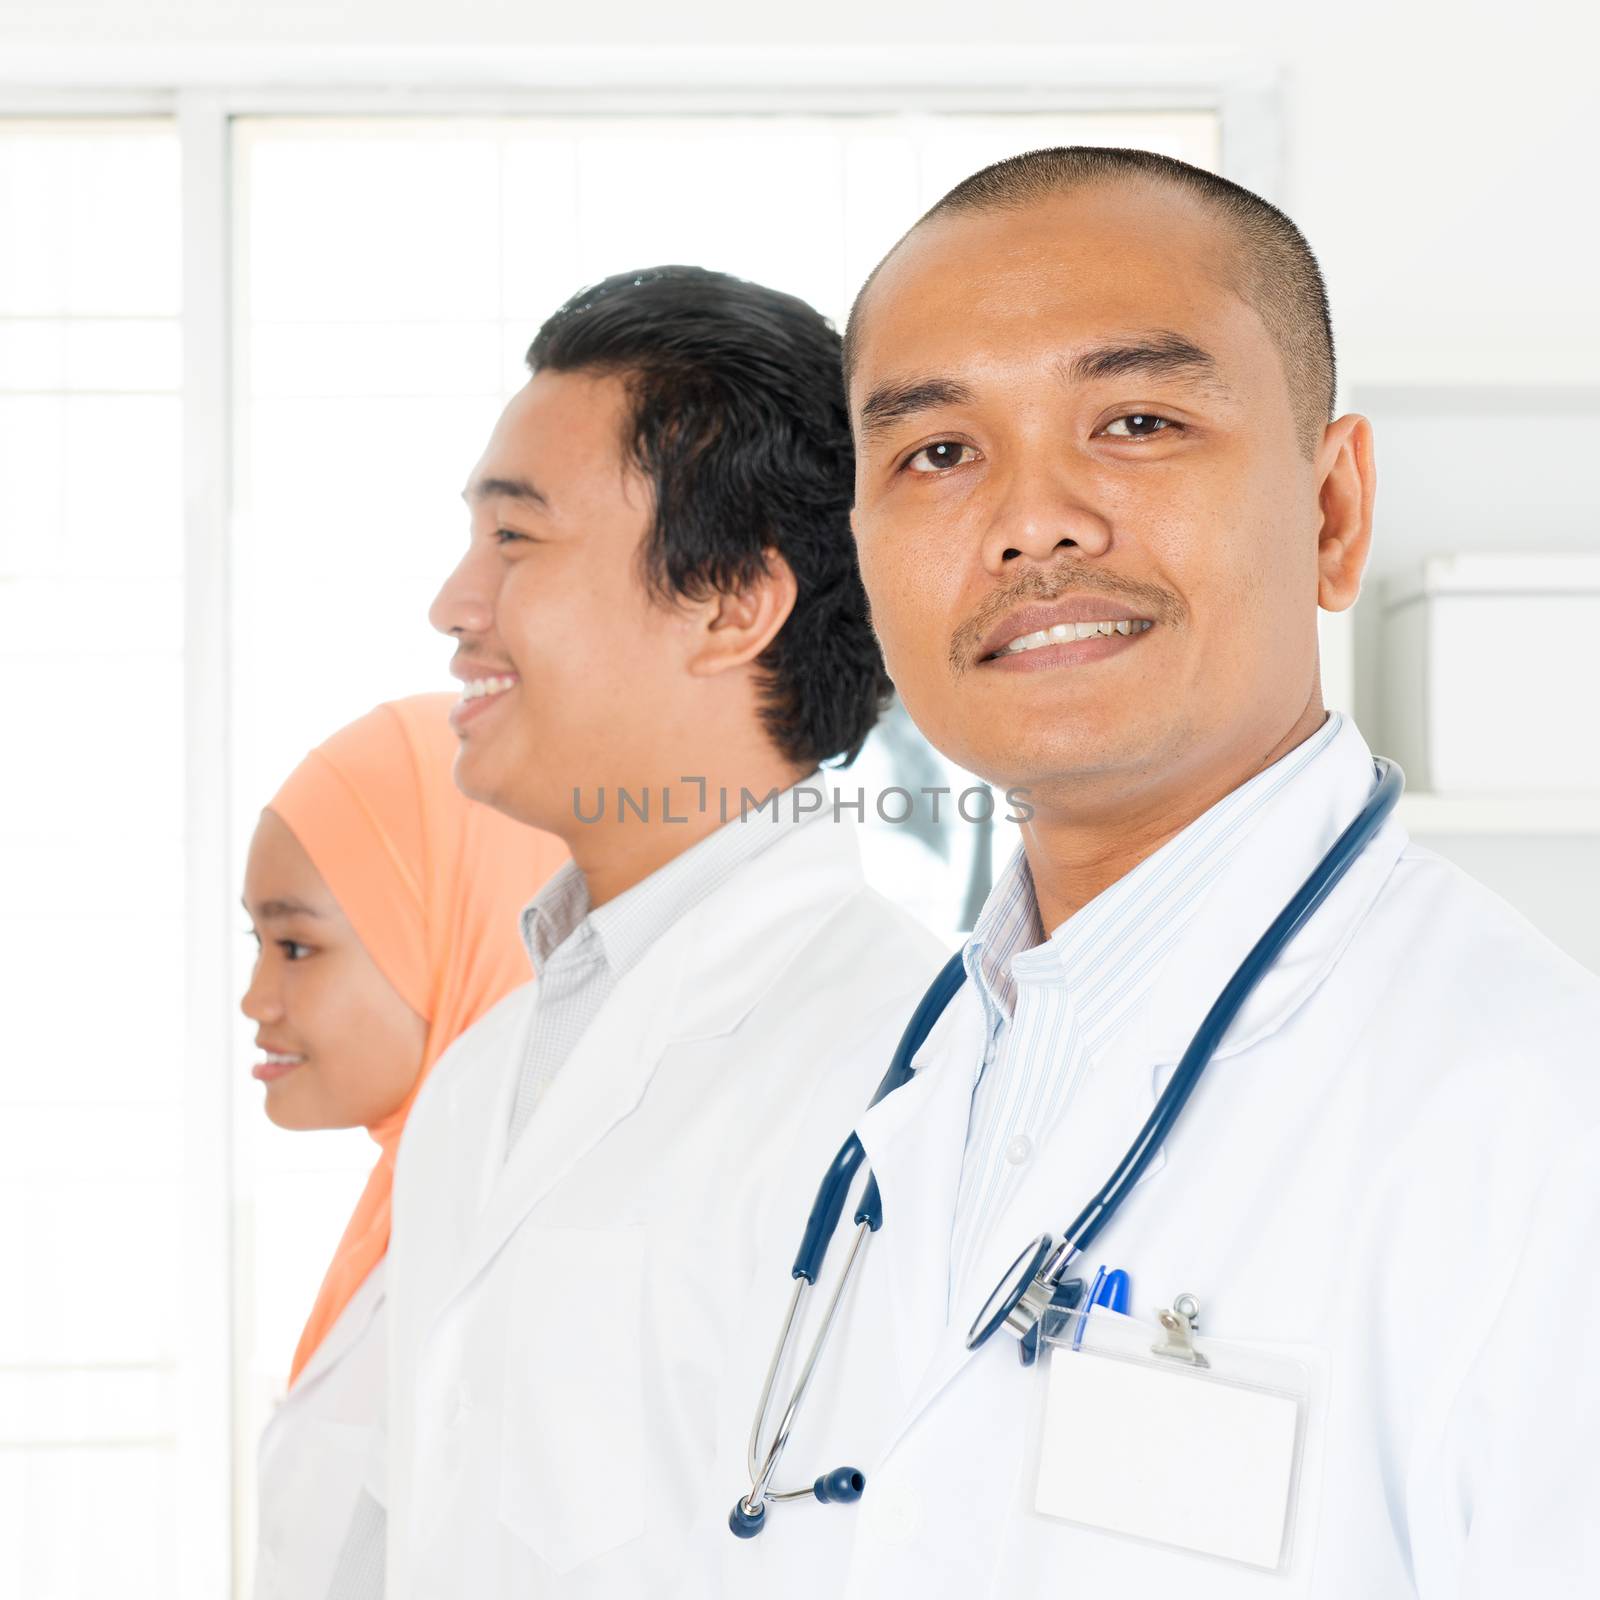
[454,749,564,834]
[963,733,1139,803]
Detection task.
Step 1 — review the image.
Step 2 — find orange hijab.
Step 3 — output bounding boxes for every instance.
[269,692,567,1385]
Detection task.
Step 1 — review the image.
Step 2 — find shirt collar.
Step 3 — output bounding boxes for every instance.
[963,713,1347,1020]
[518,770,828,979]
[963,846,1043,1024]
[520,860,594,971]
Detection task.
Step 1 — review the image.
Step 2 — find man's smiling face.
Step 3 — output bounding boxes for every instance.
[848,181,1338,813]
[429,369,701,834]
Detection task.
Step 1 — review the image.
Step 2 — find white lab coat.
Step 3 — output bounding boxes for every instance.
[254,1260,387,1600]
[685,718,1600,1598]
[385,809,948,1598]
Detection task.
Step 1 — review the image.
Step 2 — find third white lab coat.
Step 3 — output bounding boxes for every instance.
[254,1261,386,1600]
[685,717,1600,1598]
[384,807,948,1597]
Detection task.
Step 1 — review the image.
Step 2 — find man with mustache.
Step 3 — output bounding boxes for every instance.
[698,148,1600,1596]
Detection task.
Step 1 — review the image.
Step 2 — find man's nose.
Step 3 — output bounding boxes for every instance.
[978,458,1114,574]
[430,543,496,638]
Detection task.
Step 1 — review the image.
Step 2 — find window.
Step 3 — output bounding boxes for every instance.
[0,117,185,1598]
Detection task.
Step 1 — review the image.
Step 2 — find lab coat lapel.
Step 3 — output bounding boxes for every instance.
[454,935,688,1295]
[450,811,869,1301]
[1131,718,1409,1069]
[852,982,986,1415]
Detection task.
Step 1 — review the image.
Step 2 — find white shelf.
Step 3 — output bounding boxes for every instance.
[1397,791,1600,836]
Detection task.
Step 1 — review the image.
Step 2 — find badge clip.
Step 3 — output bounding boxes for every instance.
[1151,1293,1210,1368]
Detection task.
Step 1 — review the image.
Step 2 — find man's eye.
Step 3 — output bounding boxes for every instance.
[1101,413,1174,439]
[278,940,312,961]
[494,528,529,545]
[905,441,978,474]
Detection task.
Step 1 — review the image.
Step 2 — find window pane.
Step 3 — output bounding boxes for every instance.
[0,123,180,318]
[0,118,183,1600]
[0,1447,177,1597]
[244,129,501,322]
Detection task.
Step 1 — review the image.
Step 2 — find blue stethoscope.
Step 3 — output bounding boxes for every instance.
[731,758,1403,1538]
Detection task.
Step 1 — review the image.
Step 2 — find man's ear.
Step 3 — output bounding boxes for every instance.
[1315,413,1376,613]
[684,549,799,678]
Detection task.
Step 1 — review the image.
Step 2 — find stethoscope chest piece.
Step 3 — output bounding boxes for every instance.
[967,1234,1061,1360]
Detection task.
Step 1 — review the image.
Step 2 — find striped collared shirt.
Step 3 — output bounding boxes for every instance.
[947,713,1346,1300]
[504,773,826,1155]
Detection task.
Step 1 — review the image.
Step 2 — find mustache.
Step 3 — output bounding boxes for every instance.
[948,562,1187,677]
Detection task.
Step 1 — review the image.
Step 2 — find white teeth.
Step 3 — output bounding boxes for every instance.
[263,1052,303,1065]
[999,619,1152,656]
[1007,629,1053,653]
[461,674,518,701]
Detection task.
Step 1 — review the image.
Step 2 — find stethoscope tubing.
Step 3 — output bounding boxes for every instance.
[1040,756,1404,1283]
[736,955,965,1528]
[744,1219,874,1511]
[738,756,1403,1533]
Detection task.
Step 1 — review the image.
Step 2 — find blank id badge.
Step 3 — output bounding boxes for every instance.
[1033,1298,1313,1572]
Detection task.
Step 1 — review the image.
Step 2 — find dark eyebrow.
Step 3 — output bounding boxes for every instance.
[1063,332,1227,391]
[857,377,974,441]
[241,895,326,921]
[463,475,549,509]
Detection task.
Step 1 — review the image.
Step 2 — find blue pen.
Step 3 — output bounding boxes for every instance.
[1097,1268,1130,1314]
[1071,1265,1131,1350]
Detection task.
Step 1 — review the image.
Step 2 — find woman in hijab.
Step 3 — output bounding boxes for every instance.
[239,692,567,1599]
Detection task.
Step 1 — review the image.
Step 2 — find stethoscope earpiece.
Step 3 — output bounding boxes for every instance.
[812,1467,865,1504]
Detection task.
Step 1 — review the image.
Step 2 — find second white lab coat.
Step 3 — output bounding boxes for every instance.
[253,1260,386,1600]
[384,809,948,1598]
[684,718,1600,1598]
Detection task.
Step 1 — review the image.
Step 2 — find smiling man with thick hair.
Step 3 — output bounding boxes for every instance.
[355,266,944,1600]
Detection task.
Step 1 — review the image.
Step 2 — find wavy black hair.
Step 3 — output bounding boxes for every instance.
[527,266,889,767]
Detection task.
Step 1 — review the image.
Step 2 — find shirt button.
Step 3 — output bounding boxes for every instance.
[1005,1134,1034,1166]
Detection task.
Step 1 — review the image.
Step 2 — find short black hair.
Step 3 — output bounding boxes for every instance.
[529,266,888,767]
[845,146,1336,455]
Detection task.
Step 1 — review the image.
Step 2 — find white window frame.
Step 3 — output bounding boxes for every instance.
[0,49,1281,1598]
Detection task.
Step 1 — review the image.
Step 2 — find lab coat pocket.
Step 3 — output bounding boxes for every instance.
[497,1223,647,1574]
